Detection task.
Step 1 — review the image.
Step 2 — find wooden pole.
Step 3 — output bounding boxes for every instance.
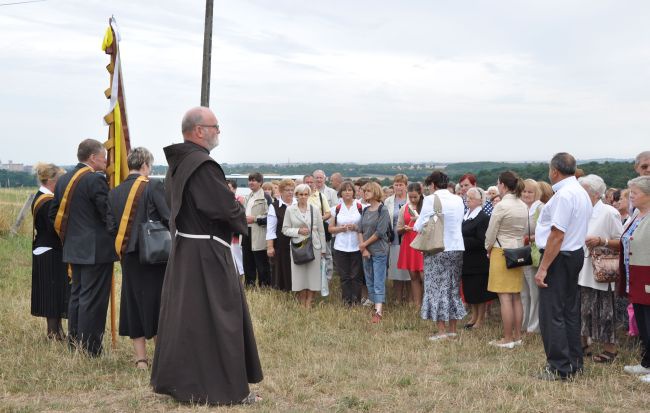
[11,193,35,236]
[200,0,214,107]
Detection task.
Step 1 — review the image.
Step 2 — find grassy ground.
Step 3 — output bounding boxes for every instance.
[0,188,646,412]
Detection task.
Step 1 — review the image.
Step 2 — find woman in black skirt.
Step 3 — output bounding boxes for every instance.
[461,187,497,329]
[266,178,295,291]
[31,162,68,340]
[107,147,170,369]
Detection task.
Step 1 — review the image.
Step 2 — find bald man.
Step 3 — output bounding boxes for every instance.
[151,107,263,405]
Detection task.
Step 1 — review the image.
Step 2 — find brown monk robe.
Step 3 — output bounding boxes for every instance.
[151,138,263,404]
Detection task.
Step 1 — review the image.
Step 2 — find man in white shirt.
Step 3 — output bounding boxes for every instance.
[534,152,593,380]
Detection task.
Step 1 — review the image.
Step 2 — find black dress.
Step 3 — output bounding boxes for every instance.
[271,199,292,291]
[31,191,70,318]
[461,209,497,304]
[107,175,170,339]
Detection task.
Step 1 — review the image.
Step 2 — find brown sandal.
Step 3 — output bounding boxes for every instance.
[135,359,149,369]
[592,351,617,363]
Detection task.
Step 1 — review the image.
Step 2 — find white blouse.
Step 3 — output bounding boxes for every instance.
[331,201,363,252]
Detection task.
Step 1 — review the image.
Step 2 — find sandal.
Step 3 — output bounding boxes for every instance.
[593,351,617,363]
[241,392,262,405]
[135,358,149,369]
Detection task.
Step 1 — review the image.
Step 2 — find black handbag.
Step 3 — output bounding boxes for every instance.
[291,206,316,265]
[138,187,171,265]
[496,217,533,269]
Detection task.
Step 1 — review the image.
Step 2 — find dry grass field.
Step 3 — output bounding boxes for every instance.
[0,188,647,412]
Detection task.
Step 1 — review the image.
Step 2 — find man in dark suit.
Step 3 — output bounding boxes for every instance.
[49,139,118,356]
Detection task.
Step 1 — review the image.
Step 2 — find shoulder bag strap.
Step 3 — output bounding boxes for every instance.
[53,166,93,242]
[114,176,149,258]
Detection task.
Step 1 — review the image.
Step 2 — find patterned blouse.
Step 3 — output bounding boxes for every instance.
[622,216,646,293]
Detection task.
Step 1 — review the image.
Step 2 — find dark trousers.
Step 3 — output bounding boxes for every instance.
[633,304,650,368]
[538,249,584,376]
[242,228,271,287]
[68,263,112,356]
[334,249,363,304]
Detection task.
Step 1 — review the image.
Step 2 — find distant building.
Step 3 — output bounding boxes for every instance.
[0,160,27,172]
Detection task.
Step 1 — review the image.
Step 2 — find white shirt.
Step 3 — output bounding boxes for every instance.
[33,185,54,256]
[266,198,291,241]
[414,189,465,251]
[535,176,592,251]
[578,201,623,290]
[331,201,363,252]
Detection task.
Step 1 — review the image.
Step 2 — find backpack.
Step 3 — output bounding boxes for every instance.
[361,202,395,243]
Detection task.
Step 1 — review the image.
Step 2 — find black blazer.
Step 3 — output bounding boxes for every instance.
[462,209,490,275]
[106,174,170,254]
[48,163,118,264]
[32,191,61,250]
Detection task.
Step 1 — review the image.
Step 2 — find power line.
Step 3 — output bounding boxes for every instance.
[0,0,46,6]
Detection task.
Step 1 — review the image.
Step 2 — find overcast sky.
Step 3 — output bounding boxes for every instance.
[1,0,649,166]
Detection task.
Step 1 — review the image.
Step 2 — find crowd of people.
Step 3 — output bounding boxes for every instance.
[27,106,650,407]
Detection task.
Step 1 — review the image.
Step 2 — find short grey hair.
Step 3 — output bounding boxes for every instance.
[550,152,577,176]
[628,176,650,196]
[635,151,650,165]
[127,147,154,170]
[294,183,311,196]
[181,110,204,134]
[312,169,326,178]
[578,174,606,197]
[466,187,483,201]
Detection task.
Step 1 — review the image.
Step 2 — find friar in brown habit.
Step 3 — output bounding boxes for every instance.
[151,107,263,405]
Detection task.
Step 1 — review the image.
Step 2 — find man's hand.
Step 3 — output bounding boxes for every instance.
[267,247,275,258]
[535,268,548,288]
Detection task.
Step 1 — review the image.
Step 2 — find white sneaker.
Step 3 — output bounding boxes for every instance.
[361,298,374,307]
[489,339,515,349]
[428,333,448,341]
[513,339,523,346]
[624,364,650,375]
[640,374,650,383]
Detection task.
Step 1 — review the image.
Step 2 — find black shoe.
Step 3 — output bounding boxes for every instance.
[535,366,568,381]
[464,323,476,329]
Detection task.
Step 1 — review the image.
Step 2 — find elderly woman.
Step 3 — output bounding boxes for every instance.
[358,182,391,322]
[521,179,544,334]
[329,181,364,305]
[30,162,68,340]
[461,187,496,329]
[485,171,528,348]
[621,176,650,382]
[282,183,326,308]
[107,147,170,369]
[613,189,631,225]
[577,175,623,363]
[414,171,466,340]
[267,178,295,292]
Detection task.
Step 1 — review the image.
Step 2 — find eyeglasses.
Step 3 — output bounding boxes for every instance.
[198,124,220,131]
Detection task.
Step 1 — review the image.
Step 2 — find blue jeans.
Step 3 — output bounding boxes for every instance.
[363,254,387,304]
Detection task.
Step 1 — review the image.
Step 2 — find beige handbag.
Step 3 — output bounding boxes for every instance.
[410,194,445,254]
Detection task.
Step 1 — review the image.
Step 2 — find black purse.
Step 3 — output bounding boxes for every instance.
[138,186,171,265]
[291,206,316,265]
[496,219,532,269]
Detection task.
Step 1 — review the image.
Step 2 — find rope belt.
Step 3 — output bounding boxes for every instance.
[176,231,231,250]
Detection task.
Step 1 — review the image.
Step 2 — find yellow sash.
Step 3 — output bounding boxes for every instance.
[114,176,149,259]
[53,166,93,242]
[32,193,54,241]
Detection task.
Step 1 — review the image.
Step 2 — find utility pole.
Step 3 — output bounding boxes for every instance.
[200,0,214,107]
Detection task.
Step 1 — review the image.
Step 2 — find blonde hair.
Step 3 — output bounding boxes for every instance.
[524,179,541,201]
[363,182,384,202]
[393,174,408,185]
[262,182,274,191]
[34,162,65,185]
[278,178,295,192]
[538,181,554,203]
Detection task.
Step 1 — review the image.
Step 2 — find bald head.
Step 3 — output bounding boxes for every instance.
[181,106,220,151]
